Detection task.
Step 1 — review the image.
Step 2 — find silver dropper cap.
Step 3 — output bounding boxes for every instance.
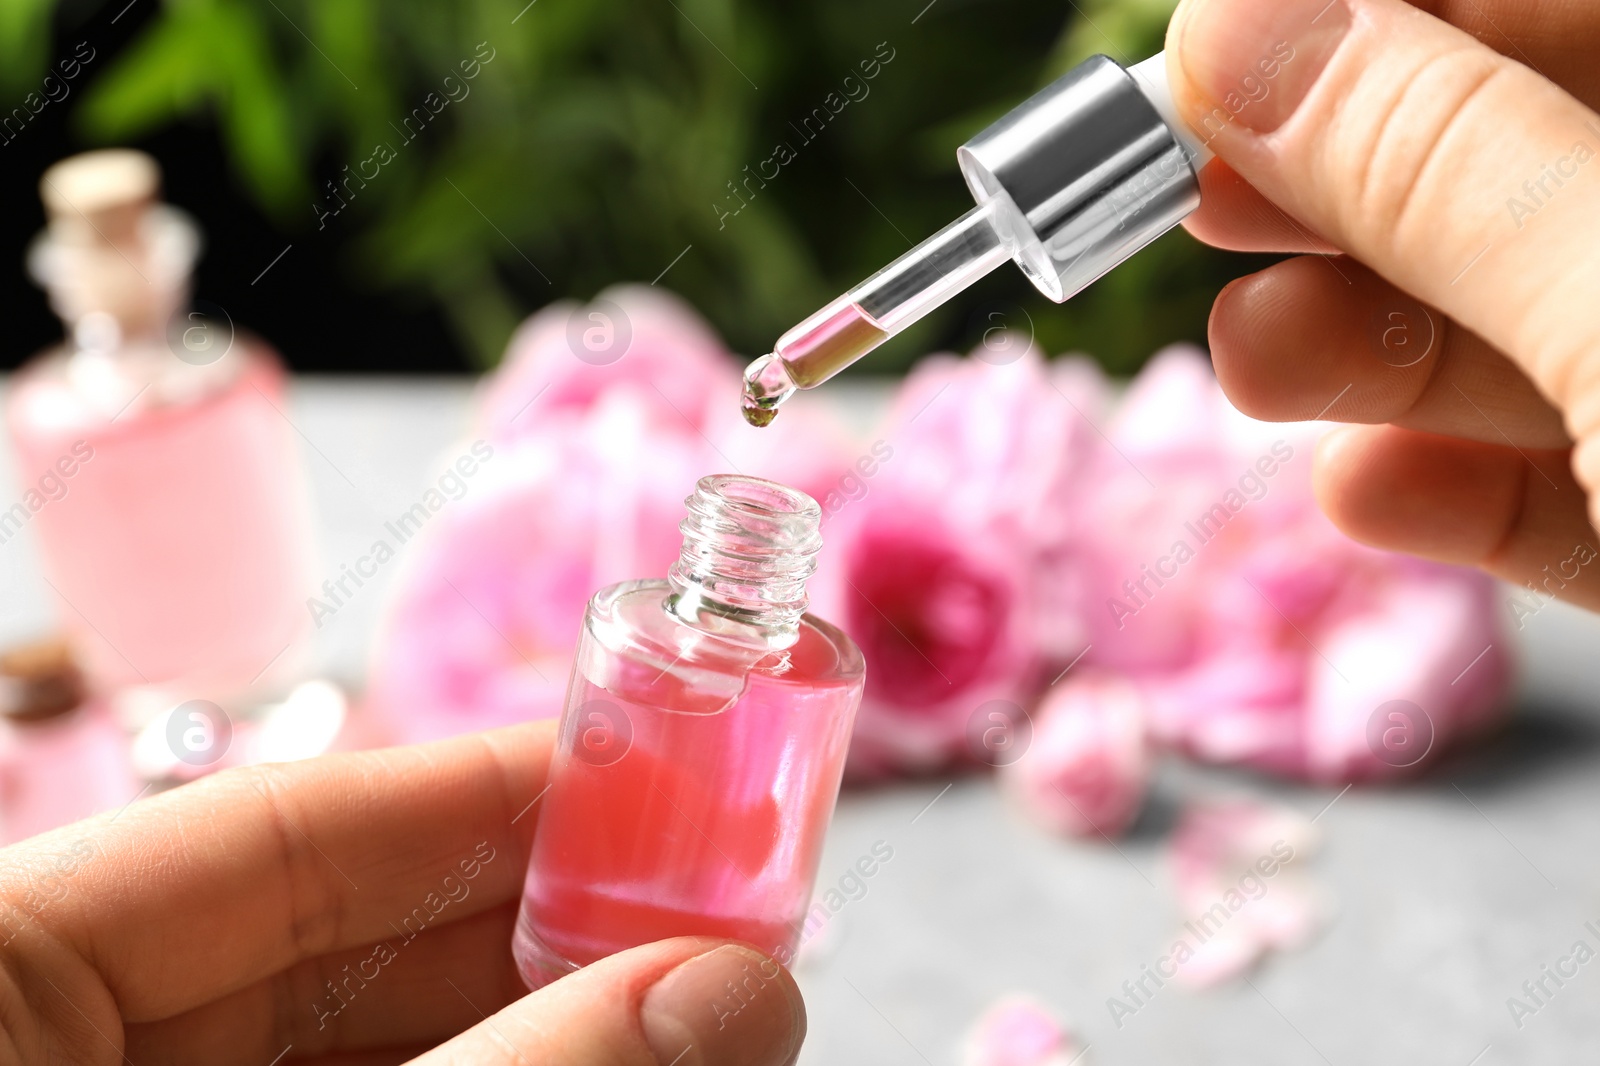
[957,53,1205,305]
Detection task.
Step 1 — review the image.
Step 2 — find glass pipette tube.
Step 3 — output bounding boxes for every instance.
[741,200,1012,426]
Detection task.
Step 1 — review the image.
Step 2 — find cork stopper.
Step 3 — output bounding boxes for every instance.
[0,638,87,724]
[30,148,197,341]
[40,149,161,246]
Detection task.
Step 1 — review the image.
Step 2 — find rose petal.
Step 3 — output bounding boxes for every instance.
[963,996,1081,1066]
[1166,797,1327,986]
[1171,925,1265,989]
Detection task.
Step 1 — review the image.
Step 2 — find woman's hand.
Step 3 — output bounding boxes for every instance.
[0,722,804,1065]
[1166,0,1600,608]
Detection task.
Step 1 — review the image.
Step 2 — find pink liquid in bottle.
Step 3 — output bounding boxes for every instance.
[513,476,864,988]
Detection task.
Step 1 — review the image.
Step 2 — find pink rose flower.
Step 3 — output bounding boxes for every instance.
[823,494,1040,775]
[482,281,853,506]
[1299,559,1510,779]
[1001,673,1150,838]
[1144,524,1511,781]
[815,347,1101,776]
[480,284,738,444]
[366,395,710,743]
[1080,347,1513,781]
[1078,345,1283,673]
[962,996,1081,1066]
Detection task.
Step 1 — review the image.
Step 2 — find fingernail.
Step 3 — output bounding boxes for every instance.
[640,945,805,1066]
[1171,0,1353,135]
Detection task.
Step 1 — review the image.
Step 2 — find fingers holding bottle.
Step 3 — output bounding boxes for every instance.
[407,938,804,1066]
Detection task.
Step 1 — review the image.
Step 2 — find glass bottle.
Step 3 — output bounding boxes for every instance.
[5,150,315,717]
[513,474,864,989]
[0,637,138,846]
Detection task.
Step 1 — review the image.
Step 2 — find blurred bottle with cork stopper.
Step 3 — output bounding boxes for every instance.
[5,149,317,735]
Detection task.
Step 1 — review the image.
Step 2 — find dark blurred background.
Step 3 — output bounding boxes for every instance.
[2,0,1274,375]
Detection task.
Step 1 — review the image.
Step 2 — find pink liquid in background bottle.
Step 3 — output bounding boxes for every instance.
[9,345,312,695]
[6,150,314,706]
[513,475,864,989]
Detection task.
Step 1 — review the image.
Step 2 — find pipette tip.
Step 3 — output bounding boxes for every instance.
[740,353,797,428]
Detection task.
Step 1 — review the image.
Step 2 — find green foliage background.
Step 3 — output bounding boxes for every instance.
[2,0,1256,372]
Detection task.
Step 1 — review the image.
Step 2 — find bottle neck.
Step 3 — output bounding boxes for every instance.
[26,206,244,419]
[30,204,198,348]
[665,475,823,650]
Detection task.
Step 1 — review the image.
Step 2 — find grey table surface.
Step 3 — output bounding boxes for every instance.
[3,376,1599,1065]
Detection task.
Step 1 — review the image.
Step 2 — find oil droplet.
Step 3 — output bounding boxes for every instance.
[741,397,778,427]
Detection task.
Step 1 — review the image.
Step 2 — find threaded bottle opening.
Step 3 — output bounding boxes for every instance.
[667,474,823,647]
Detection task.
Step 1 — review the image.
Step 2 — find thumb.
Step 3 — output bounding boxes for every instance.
[408,938,804,1066]
[1164,0,1600,425]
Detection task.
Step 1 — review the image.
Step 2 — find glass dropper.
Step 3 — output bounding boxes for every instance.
[741,201,1012,426]
[740,51,1213,427]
